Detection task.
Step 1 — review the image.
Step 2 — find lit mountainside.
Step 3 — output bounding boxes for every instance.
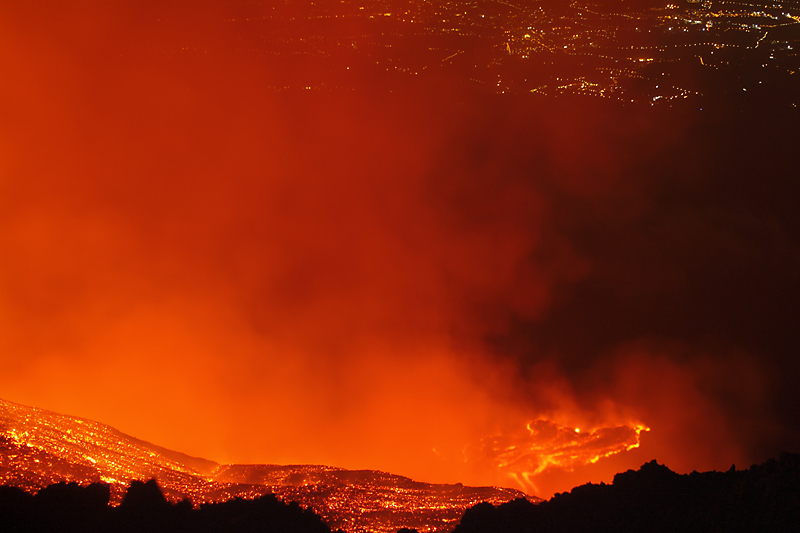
[0,399,533,533]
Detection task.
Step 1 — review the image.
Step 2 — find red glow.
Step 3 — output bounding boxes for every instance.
[466,419,649,495]
[0,1,788,501]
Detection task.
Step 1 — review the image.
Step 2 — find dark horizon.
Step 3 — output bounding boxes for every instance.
[2,453,800,533]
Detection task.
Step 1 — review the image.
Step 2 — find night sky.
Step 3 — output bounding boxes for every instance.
[1,1,799,498]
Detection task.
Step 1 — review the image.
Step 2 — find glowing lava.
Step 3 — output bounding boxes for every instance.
[469,419,650,494]
[0,398,534,533]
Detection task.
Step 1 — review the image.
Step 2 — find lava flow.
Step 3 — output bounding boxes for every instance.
[0,398,535,533]
[468,419,650,495]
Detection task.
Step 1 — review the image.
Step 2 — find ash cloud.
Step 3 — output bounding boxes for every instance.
[0,1,799,499]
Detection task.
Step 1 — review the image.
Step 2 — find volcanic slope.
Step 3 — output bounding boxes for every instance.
[0,398,532,533]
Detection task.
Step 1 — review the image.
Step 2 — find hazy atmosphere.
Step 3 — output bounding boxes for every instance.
[2,0,799,499]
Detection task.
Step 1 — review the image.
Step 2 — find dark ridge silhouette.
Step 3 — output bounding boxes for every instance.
[0,485,34,531]
[194,494,333,533]
[2,455,800,532]
[454,452,800,533]
[34,481,110,533]
[120,479,172,513]
[0,479,339,533]
[116,479,177,533]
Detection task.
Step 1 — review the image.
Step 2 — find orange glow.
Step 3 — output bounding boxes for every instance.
[0,0,790,503]
[468,419,649,494]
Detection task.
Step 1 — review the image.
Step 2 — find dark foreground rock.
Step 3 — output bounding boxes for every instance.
[454,453,800,533]
[0,479,336,533]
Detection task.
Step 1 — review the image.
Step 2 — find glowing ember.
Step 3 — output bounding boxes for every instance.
[0,398,535,533]
[468,419,650,493]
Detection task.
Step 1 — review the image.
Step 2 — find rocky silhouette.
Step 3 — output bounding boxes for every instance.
[0,479,336,533]
[455,453,800,533]
[2,455,799,532]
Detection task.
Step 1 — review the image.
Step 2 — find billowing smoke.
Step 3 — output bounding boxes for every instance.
[1,1,798,498]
